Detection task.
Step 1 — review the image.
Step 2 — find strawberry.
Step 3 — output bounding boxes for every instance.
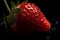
[3,0,51,34]
[11,2,51,33]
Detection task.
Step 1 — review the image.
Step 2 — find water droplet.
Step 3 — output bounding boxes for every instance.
[51,28,53,31]
[55,21,58,24]
[46,36,50,40]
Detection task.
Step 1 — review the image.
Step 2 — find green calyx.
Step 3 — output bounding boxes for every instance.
[3,0,28,27]
[3,0,22,26]
[11,1,22,13]
[6,14,15,25]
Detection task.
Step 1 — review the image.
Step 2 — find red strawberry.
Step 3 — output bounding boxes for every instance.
[11,2,51,33]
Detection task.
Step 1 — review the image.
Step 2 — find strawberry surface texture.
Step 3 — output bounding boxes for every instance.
[11,2,51,33]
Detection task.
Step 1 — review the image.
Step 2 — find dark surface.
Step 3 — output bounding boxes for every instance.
[0,0,60,40]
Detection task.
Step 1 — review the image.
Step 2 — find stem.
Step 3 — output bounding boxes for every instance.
[4,0,12,14]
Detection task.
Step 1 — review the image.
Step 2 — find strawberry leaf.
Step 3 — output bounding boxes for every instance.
[6,14,15,26]
[13,8,22,13]
[11,1,17,10]
[11,1,22,13]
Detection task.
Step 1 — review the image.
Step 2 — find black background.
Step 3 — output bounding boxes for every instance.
[0,0,60,40]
